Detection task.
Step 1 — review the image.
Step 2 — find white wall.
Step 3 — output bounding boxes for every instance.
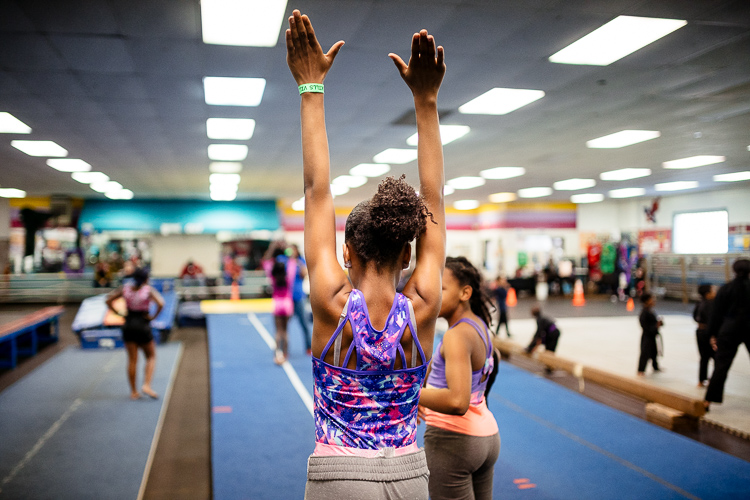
[150,234,222,276]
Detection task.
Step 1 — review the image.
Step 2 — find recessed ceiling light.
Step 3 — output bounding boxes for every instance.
[655,181,698,191]
[0,112,31,133]
[333,175,368,188]
[90,181,123,193]
[447,176,486,190]
[609,187,646,198]
[204,77,266,106]
[292,198,305,211]
[210,184,239,196]
[443,186,455,196]
[549,15,687,66]
[349,163,391,177]
[206,118,256,140]
[553,178,596,190]
[0,188,26,198]
[600,168,651,181]
[571,193,604,204]
[586,130,660,148]
[713,171,750,182]
[662,155,725,169]
[458,88,545,115]
[480,167,526,180]
[105,189,134,200]
[330,184,349,196]
[209,162,243,173]
[518,187,552,198]
[211,191,237,201]
[489,192,517,203]
[373,149,418,164]
[11,140,68,157]
[406,125,471,146]
[453,200,480,210]
[71,172,109,184]
[208,144,248,161]
[46,159,92,172]
[201,0,288,47]
[209,173,241,185]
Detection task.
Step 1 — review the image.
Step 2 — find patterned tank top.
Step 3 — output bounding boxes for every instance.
[123,284,151,312]
[312,289,427,450]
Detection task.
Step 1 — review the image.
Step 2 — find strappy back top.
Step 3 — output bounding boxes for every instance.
[123,284,151,312]
[312,289,428,450]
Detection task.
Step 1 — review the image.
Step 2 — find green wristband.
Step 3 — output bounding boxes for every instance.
[298,83,324,95]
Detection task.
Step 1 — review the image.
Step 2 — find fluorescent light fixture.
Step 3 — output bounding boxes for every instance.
[330,184,349,196]
[0,188,26,198]
[208,144,248,161]
[609,187,645,198]
[600,168,651,181]
[201,0,288,47]
[662,155,725,169]
[11,140,68,157]
[373,149,418,164]
[549,15,687,66]
[655,181,698,191]
[458,88,545,115]
[204,77,266,106]
[553,178,596,190]
[453,200,480,210]
[209,162,243,173]
[46,159,91,172]
[443,186,455,196]
[350,163,391,177]
[105,189,134,200]
[206,118,256,140]
[489,192,517,203]
[333,175,367,188]
[586,130,660,148]
[71,172,109,184]
[209,173,241,185]
[292,198,305,211]
[714,171,750,182]
[211,191,237,201]
[90,181,123,193]
[447,176,486,190]
[406,125,471,146]
[571,193,604,204]
[0,112,31,133]
[480,167,526,180]
[518,187,552,198]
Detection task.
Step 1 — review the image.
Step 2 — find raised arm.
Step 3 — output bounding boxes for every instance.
[285,10,347,306]
[390,31,446,313]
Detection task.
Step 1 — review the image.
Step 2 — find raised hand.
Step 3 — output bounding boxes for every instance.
[389,30,446,100]
[286,10,344,85]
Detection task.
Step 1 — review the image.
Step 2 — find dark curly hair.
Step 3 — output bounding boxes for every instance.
[445,256,495,327]
[345,175,434,267]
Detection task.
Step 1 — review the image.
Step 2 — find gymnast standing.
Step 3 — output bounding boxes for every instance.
[285,9,446,498]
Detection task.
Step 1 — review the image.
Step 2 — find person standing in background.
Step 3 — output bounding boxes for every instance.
[693,284,716,387]
[525,306,560,355]
[492,276,511,338]
[637,292,662,376]
[289,244,312,355]
[263,242,297,365]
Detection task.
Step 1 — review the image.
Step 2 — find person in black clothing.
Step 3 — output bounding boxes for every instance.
[693,284,716,387]
[525,306,560,354]
[704,259,750,411]
[637,292,662,376]
[492,276,511,338]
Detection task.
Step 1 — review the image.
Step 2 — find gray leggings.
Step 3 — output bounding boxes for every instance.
[424,426,500,500]
[305,448,429,500]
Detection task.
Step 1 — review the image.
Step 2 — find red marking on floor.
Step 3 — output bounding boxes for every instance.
[514,478,530,484]
[213,406,232,413]
[518,483,537,490]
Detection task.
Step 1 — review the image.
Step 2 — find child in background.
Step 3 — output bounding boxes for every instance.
[693,284,716,387]
[263,242,297,365]
[638,292,663,376]
[525,306,560,355]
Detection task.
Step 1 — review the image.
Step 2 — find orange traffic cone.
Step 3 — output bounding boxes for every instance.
[572,279,585,307]
[230,280,240,301]
[506,287,517,308]
[626,297,634,311]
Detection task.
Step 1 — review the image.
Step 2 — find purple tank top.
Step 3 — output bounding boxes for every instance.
[312,289,427,449]
[426,317,493,405]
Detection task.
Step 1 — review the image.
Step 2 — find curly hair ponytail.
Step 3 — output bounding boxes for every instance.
[345,175,434,266]
[445,256,495,327]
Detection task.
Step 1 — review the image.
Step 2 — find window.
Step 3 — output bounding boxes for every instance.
[673,210,728,254]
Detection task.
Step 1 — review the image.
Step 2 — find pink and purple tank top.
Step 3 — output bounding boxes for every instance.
[312,289,427,451]
[123,284,151,312]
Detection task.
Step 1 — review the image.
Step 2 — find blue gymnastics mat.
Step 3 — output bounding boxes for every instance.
[0,342,182,499]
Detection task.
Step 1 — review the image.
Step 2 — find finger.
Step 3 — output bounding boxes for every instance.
[293,11,308,50]
[326,40,345,62]
[410,33,420,65]
[436,45,445,68]
[418,29,429,63]
[301,15,319,50]
[285,29,294,54]
[289,15,302,51]
[388,53,408,75]
[426,34,436,63]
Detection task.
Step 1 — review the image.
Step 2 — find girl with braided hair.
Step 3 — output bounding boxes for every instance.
[285,9,445,499]
[418,256,500,500]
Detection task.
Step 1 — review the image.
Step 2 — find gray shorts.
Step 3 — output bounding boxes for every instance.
[305,448,429,500]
